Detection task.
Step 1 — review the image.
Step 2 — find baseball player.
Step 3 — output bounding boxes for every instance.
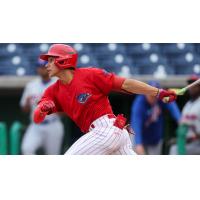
[20,59,64,155]
[33,44,177,155]
[170,75,200,154]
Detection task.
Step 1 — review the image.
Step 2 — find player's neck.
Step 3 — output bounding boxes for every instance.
[58,69,75,84]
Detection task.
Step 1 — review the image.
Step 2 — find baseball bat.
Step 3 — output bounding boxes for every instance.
[163,78,200,103]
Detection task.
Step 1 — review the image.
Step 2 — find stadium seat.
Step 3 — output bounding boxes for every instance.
[160,43,195,57]
[77,54,99,67]
[134,53,168,67]
[72,43,92,55]
[138,63,175,76]
[98,53,133,68]
[175,63,200,75]
[117,65,139,77]
[0,55,31,76]
[20,44,48,64]
[194,43,200,54]
[1,43,200,76]
[0,44,24,57]
[100,53,133,65]
[132,53,176,76]
[170,52,200,74]
[125,43,160,58]
[170,52,198,65]
[96,53,138,75]
[93,44,127,62]
[22,43,50,56]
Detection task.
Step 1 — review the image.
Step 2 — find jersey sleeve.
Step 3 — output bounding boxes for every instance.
[38,84,62,113]
[91,68,116,95]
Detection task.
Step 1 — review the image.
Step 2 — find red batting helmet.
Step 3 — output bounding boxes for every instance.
[40,44,78,70]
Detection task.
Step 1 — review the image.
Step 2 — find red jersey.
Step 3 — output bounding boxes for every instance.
[40,67,123,133]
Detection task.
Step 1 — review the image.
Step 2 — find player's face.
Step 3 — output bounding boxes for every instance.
[37,67,49,78]
[188,84,200,98]
[46,57,60,77]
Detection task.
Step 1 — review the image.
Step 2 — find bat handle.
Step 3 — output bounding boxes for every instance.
[162,88,187,103]
[163,96,170,103]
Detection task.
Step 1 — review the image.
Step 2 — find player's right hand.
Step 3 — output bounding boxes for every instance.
[157,89,177,103]
[39,100,56,113]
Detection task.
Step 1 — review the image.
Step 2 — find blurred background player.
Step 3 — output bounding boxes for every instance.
[131,80,181,155]
[170,75,200,154]
[20,59,64,155]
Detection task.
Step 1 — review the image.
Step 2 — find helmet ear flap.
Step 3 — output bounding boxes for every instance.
[54,55,77,70]
[54,57,70,69]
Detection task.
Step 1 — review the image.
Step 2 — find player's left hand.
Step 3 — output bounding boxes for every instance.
[157,89,177,103]
[39,100,56,113]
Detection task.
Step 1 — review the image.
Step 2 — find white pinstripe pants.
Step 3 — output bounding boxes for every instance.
[65,115,137,155]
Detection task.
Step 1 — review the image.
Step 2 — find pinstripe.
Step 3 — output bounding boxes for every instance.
[70,129,102,154]
[65,115,137,155]
[108,128,125,155]
[66,116,108,154]
[97,127,121,155]
[78,118,110,153]
[68,126,99,153]
[124,131,136,155]
[111,130,135,155]
[89,127,117,154]
[120,145,126,154]
[77,132,105,154]
[123,145,129,154]
[73,117,111,154]
[105,133,121,155]
[81,117,116,154]
[122,132,129,155]
[122,132,133,155]
[66,133,94,154]
[121,142,136,155]
[80,122,113,154]
[124,145,136,155]
[119,149,123,155]
[78,119,105,147]
[66,129,97,154]
[108,132,122,154]
[92,120,118,154]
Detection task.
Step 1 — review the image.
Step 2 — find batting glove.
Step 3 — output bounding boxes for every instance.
[34,100,56,124]
[157,89,177,103]
[39,100,56,114]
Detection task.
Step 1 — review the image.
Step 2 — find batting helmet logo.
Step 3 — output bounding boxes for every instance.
[40,44,78,70]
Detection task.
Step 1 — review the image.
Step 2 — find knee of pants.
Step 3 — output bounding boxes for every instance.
[21,143,36,155]
[169,145,177,155]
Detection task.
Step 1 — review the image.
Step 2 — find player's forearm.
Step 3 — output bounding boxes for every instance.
[33,107,47,124]
[121,79,159,96]
[21,97,32,113]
